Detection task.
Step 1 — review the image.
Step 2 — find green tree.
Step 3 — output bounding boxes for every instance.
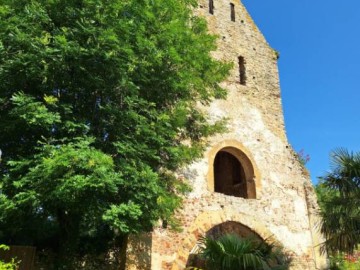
[0,0,230,265]
[316,148,360,254]
[195,234,291,270]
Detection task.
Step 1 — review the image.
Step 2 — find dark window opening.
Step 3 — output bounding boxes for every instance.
[230,3,235,21]
[238,56,246,85]
[209,0,214,14]
[214,151,247,198]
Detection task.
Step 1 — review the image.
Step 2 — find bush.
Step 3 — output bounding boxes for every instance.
[0,245,18,270]
[329,250,360,270]
[192,234,291,270]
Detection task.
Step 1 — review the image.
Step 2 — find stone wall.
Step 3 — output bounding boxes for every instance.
[126,0,328,269]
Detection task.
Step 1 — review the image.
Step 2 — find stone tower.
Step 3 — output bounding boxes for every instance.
[126,0,328,269]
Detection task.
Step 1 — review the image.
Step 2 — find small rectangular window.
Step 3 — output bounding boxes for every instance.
[238,56,246,85]
[209,0,214,14]
[230,3,235,21]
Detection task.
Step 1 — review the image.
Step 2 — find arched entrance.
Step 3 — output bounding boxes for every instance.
[186,221,265,269]
[214,151,247,197]
[206,140,260,199]
[170,210,284,270]
[206,221,262,240]
[213,146,256,198]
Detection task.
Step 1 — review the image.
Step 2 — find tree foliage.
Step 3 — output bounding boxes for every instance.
[0,245,18,270]
[0,0,230,264]
[316,148,360,254]
[194,234,291,270]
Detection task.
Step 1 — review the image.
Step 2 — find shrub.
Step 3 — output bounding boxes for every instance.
[0,245,18,270]
[192,234,291,270]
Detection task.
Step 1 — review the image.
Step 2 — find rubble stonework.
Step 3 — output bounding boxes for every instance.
[126,0,328,269]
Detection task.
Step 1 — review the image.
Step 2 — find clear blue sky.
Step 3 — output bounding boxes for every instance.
[241,0,360,183]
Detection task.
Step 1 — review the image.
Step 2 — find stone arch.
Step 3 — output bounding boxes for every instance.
[207,140,261,199]
[170,210,281,270]
[186,221,265,268]
[205,221,262,240]
[214,150,249,198]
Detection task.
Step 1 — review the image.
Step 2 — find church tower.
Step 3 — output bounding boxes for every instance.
[126,0,328,269]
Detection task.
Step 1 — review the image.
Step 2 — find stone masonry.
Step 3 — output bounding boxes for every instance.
[126,0,328,269]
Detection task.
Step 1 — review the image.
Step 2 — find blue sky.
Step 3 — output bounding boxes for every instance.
[241,0,360,183]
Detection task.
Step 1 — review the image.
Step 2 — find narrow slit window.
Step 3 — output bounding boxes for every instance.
[238,56,246,85]
[209,0,214,14]
[230,3,235,21]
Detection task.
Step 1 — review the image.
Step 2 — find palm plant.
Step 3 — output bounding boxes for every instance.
[194,234,291,270]
[317,148,360,254]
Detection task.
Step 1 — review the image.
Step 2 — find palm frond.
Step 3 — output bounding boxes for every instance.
[195,234,291,270]
[318,148,360,254]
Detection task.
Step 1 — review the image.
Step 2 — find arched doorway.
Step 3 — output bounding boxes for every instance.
[213,147,256,198]
[170,210,287,270]
[205,221,262,240]
[214,151,247,197]
[186,221,264,269]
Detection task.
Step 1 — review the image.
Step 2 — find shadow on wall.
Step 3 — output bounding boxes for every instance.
[125,234,152,270]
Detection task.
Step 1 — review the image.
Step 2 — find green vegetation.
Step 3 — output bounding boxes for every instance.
[316,148,360,269]
[328,250,360,270]
[316,148,360,254]
[273,49,280,60]
[0,245,18,270]
[0,0,230,266]
[192,234,291,270]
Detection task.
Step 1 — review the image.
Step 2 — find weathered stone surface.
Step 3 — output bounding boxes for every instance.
[126,0,328,269]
